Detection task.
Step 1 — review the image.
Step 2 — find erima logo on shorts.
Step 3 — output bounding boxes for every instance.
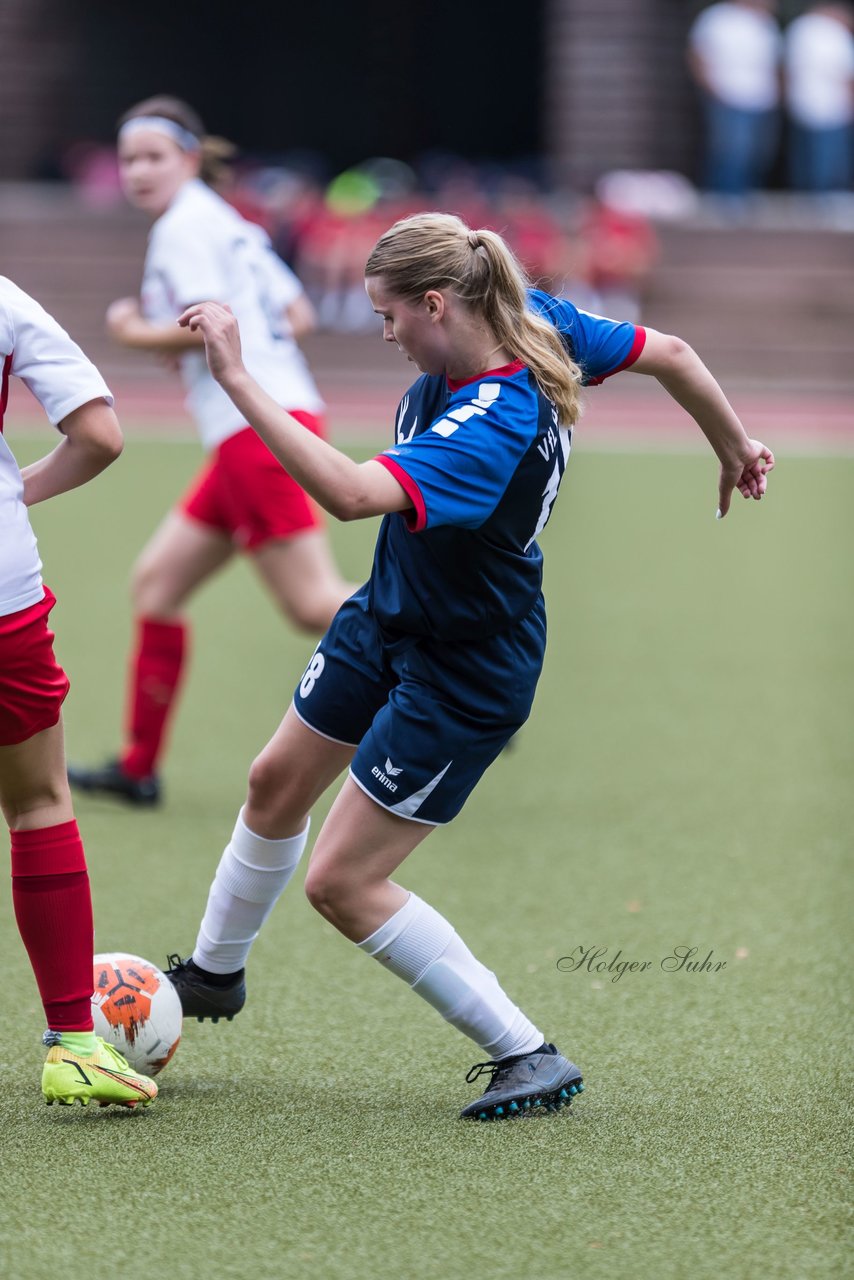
[372,758,403,792]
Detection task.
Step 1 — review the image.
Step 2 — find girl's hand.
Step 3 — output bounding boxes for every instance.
[178,301,245,386]
[718,439,775,518]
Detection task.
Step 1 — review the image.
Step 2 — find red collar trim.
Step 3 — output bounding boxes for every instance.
[446,358,526,392]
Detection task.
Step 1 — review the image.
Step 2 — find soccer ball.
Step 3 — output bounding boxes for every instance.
[91,953,182,1076]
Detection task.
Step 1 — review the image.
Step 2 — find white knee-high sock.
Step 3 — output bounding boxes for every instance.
[192,808,310,975]
[358,893,543,1060]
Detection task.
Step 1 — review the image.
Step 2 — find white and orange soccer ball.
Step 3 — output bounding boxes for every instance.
[91,953,182,1076]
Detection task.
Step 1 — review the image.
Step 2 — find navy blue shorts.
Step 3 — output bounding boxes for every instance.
[293,590,546,825]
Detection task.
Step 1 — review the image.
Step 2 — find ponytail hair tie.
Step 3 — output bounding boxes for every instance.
[467,230,481,250]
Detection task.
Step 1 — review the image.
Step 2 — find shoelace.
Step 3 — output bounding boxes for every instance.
[96,1038,133,1070]
[165,953,186,974]
[465,1058,520,1090]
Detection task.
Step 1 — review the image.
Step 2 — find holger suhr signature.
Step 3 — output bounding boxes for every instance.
[557,945,727,983]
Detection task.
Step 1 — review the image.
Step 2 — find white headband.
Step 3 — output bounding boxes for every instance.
[118,116,201,152]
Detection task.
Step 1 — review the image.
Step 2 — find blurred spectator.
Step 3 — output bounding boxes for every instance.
[687,1,783,195]
[578,195,658,324]
[784,4,854,191]
[591,169,701,221]
[293,161,418,331]
[492,176,567,292]
[228,152,661,332]
[60,141,123,208]
[558,180,659,324]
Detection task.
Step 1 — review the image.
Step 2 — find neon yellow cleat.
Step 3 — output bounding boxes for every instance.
[42,1034,158,1109]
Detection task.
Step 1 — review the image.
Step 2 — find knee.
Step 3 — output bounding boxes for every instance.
[303,860,345,921]
[130,553,166,616]
[246,749,306,831]
[2,776,71,828]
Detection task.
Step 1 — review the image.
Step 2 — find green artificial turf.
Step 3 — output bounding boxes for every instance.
[1,437,850,1280]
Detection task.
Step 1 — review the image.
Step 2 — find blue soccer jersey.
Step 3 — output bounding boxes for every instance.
[370,292,645,641]
[294,292,645,823]
[527,289,646,386]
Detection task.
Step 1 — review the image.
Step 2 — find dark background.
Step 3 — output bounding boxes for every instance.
[65,0,544,171]
[0,1,827,192]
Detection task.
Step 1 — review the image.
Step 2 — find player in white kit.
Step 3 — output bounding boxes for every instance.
[0,277,157,1108]
[68,96,354,807]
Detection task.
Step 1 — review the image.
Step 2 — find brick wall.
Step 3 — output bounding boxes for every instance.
[544,0,698,191]
[0,0,83,180]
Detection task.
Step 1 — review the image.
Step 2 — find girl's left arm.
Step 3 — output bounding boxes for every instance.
[106,297,206,353]
[629,328,775,518]
[179,301,410,521]
[21,399,123,506]
[284,293,317,341]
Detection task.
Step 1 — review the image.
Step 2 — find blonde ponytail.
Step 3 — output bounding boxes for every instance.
[365,213,583,426]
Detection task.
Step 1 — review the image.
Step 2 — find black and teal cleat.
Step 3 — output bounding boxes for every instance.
[164,954,246,1023]
[460,1043,583,1120]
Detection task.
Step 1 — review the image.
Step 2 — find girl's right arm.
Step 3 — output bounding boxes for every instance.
[628,328,775,518]
[180,301,411,521]
[1,280,124,505]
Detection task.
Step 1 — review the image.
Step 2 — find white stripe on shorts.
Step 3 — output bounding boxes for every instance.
[291,701,359,747]
[388,760,453,819]
[348,767,446,827]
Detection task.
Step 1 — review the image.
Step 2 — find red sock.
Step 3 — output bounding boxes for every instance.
[120,617,187,779]
[11,821,94,1032]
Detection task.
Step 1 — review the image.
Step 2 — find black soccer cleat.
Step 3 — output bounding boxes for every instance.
[67,758,161,807]
[164,954,246,1023]
[460,1043,584,1120]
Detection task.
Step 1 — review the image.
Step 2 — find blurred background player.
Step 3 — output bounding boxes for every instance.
[165,213,773,1121]
[0,276,157,1108]
[68,96,355,807]
[687,0,783,197]
[784,3,854,193]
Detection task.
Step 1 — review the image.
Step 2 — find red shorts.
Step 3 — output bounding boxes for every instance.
[0,587,70,746]
[180,415,326,551]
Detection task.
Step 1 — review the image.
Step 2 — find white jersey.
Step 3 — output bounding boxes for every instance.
[689,3,782,111]
[141,179,324,451]
[785,13,854,128]
[0,277,113,617]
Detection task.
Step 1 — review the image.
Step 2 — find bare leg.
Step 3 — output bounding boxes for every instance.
[252,530,355,634]
[303,782,549,1066]
[304,778,433,940]
[0,719,73,829]
[241,703,356,836]
[69,513,235,791]
[131,510,234,619]
[183,707,356,982]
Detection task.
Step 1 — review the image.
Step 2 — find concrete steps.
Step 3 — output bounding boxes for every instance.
[639,225,854,389]
[2,184,853,395]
